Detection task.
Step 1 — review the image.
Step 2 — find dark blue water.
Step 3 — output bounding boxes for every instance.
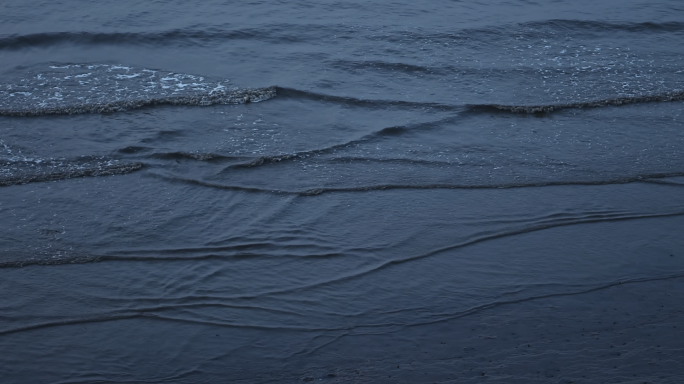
[1,1,684,382]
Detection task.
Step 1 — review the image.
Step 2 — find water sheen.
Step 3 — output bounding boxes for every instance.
[1,1,684,383]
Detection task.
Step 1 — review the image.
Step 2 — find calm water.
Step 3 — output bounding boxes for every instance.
[1,1,684,382]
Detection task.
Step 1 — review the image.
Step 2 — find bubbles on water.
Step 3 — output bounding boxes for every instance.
[0,64,276,115]
[319,21,684,104]
[0,140,142,187]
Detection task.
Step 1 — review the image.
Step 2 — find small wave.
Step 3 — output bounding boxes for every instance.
[117,146,152,154]
[643,177,684,187]
[149,151,240,161]
[280,87,684,115]
[143,151,289,164]
[229,155,465,169]
[0,159,143,187]
[0,26,311,50]
[0,64,276,116]
[328,59,447,76]
[276,87,464,111]
[227,155,296,168]
[222,118,457,169]
[259,211,684,299]
[0,308,339,337]
[522,19,684,34]
[3,210,682,276]
[150,171,684,196]
[390,20,684,44]
[468,90,684,113]
[318,156,458,167]
[0,250,348,269]
[0,254,103,268]
[0,86,276,117]
[2,20,682,51]
[298,172,684,195]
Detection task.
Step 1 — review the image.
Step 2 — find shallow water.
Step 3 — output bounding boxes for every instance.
[1,1,684,382]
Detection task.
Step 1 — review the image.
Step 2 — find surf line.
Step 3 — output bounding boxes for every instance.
[0,86,277,117]
[0,162,144,187]
[467,90,684,113]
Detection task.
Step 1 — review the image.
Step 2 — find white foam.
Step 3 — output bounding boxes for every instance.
[114,74,142,79]
[108,65,131,71]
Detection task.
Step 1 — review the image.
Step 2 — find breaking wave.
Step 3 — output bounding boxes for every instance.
[0,87,276,117]
[1,63,681,118]
[0,149,143,187]
[0,64,276,116]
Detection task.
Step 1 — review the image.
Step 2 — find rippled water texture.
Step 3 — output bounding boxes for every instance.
[1,1,684,383]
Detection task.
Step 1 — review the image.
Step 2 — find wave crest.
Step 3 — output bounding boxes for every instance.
[0,157,143,187]
[468,90,684,113]
[0,87,276,117]
[0,64,276,116]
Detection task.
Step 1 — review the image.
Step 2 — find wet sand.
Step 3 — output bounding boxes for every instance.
[280,275,684,383]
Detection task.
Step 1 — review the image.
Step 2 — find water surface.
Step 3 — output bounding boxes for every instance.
[1,1,684,382]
